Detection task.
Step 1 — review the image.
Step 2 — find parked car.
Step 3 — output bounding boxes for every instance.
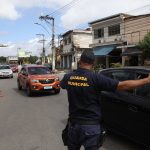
[99,67,150,149]
[10,64,18,73]
[0,65,13,78]
[17,65,60,96]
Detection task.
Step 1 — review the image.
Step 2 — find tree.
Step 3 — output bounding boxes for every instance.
[28,56,38,64]
[138,32,150,60]
[0,57,6,63]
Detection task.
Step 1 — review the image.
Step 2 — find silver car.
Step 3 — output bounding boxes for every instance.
[0,65,13,78]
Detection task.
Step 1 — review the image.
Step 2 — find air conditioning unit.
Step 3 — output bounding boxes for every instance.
[114,37,122,42]
[99,39,105,43]
[99,40,102,43]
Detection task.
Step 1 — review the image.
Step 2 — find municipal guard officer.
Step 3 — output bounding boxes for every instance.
[61,50,150,150]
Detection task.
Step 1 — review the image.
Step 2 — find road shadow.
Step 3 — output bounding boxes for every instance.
[12,87,59,97]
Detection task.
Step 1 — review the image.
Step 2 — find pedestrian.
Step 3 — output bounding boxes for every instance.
[60,50,150,150]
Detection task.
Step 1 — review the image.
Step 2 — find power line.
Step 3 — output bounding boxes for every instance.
[48,0,81,16]
[125,4,150,14]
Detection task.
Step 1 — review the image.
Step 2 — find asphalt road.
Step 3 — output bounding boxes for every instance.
[0,73,141,150]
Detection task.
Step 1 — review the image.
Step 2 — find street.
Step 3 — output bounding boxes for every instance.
[0,73,141,150]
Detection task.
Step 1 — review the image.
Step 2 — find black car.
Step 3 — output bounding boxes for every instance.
[99,67,150,149]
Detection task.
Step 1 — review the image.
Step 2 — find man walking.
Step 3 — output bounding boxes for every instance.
[61,50,150,150]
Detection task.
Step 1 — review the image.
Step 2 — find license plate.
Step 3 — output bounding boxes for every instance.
[44,86,52,89]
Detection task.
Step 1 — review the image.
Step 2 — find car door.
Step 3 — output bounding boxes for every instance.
[100,69,136,136]
[125,70,150,147]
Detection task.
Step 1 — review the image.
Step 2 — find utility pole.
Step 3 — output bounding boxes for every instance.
[39,15,55,70]
[36,34,46,64]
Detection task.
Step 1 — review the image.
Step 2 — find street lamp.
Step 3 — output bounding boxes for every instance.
[34,22,51,36]
[36,34,46,64]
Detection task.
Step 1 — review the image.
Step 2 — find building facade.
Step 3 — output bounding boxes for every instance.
[89,13,150,67]
[89,13,131,68]
[6,56,18,64]
[60,29,92,70]
[122,14,150,66]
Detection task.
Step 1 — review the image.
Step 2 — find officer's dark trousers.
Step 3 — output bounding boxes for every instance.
[67,123,102,150]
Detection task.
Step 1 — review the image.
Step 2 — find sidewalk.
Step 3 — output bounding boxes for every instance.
[53,69,68,80]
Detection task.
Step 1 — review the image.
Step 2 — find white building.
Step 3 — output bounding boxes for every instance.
[6,56,18,64]
[60,28,92,70]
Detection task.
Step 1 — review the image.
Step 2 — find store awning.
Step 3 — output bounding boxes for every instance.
[93,45,116,56]
[121,48,142,56]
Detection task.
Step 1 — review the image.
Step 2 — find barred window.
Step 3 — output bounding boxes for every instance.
[64,39,67,45]
[108,24,120,36]
[94,28,104,39]
[68,36,71,44]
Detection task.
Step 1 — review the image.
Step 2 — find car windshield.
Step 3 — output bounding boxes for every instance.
[28,67,51,75]
[0,65,10,69]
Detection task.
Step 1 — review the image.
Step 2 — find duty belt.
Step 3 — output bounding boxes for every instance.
[69,118,101,125]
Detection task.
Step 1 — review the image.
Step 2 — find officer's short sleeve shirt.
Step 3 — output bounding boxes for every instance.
[60,68,119,121]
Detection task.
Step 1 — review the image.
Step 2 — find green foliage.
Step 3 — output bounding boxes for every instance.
[138,32,150,60]
[110,63,122,68]
[93,64,104,72]
[28,56,38,64]
[0,56,6,63]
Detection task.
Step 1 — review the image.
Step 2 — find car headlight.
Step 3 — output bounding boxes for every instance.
[55,77,59,81]
[31,79,39,83]
[9,71,13,74]
[0,72,2,75]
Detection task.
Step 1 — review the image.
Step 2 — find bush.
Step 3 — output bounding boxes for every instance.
[110,63,122,68]
[93,64,104,72]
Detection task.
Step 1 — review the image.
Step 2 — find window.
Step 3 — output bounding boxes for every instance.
[28,67,50,75]
[104,70,135,93]
[107,71,135,81]
[64,39,67,45]
[0,65,10,69]
[135,72,150,98]
[108,24,120,36]
[94,28,104,39]
[68,36,71,44]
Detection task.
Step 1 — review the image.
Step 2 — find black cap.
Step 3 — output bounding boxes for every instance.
[80,50,95,64]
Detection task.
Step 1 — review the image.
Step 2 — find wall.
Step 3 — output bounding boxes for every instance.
[124,15,150,45]
[91,17,124,45]
[73,32,92,48]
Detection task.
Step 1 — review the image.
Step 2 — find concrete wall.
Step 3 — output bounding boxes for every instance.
[73,33,92,48]
[91,17,124,45]
[124,15,150,45]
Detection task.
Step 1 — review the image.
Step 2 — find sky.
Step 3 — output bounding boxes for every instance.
[0,0,150,57]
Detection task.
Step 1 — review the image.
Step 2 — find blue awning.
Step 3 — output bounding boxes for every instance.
[93,45,116,56]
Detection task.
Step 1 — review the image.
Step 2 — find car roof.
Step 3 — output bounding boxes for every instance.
[100,66,150,72]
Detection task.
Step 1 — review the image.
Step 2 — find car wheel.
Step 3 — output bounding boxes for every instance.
[54,89,60,94]
[17,80,22,90]
[26,85,32,96]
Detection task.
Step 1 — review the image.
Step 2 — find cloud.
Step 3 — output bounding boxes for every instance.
[0,38,51,57]
[61,0,150,29]
[0,0,72,20]
[0,0,21,20]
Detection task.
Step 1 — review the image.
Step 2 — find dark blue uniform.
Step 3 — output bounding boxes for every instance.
[61,68,119,150]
